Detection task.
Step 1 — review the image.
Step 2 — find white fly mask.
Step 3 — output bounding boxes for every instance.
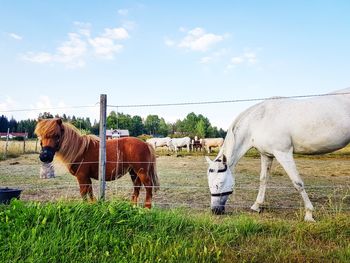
[206,155,234,214]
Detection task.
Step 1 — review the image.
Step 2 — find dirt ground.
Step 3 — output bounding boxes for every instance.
[1,153,350,220]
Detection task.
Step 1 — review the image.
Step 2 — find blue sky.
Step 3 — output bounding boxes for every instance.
[0,1,349,129]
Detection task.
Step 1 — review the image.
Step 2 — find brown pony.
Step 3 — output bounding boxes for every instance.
[35,118,159,208]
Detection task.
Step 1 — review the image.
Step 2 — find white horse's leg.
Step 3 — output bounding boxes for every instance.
[273,149,315,222]
[251,154,273,212]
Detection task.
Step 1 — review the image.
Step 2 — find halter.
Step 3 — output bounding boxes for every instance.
[208,163,232,197]
[211,191,233,197]
[208,164,228,173]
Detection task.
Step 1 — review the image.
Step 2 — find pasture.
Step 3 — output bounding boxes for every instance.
[1,149,350,261]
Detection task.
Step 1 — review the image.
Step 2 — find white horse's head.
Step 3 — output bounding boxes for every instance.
[205,155,234,215]
[167,139,175,150]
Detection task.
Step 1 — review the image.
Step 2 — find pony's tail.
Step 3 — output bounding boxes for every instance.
[147,143,160,192]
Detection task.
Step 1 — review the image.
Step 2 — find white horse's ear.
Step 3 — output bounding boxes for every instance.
[205,156,212,164]
[223,155,227,165]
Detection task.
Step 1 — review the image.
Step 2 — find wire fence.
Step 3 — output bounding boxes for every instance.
[1,90,350,215]
[1,90,350,113]
[1,156,350,214]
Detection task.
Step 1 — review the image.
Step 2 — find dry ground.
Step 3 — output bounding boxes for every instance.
[1,150,350,221]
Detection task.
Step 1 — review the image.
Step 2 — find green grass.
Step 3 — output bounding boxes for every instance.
[0,200,349,262]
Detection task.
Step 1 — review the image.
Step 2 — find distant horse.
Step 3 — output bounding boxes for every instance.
[146,137,171,150]
[206,88,350,222]
[35,119,159,208]
[167,137,191,153]
[191,139,203,152]
[201,138,224,153]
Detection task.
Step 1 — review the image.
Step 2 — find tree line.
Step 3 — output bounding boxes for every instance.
[0,111,226,139]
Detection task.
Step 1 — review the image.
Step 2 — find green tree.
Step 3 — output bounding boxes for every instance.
[130,115,144,136]
[8,117,17,132]
[195,119,206,138]
[107,111,132,130]
[182,112,198,135]
[17,119,37,138]
[107,111,118,129]
[158,118,169,137]
[144,115,160,135]
[0,115,9,132]
[38,112,53,119]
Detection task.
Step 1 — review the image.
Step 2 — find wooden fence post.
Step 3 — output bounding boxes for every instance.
[35,138,38,153]
[5,128,9,158]
[98,94,107,200]
[23,134,26,154]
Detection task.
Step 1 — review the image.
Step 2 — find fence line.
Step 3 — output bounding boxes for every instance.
[2,91,350,113]
[107,91,350,108]
[0,104,98,113]
[2,182,349,191]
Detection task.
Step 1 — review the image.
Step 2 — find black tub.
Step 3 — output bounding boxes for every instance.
[0,188,22,204]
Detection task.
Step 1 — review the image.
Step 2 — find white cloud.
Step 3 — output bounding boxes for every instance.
[21,23,130,68]
[244,52,257,64]
[89,37,123,59]
[199,56,212,64]
[118,9,129,16]
[56,33,87,62]
[9,33,23,40]
[74,21,91,37]
[167,27,226,52]
[164,38,175,47]
[231,56,244,64]
[122,20,136,30]
[34,96,52,109]
[0,96,17,112]
[178,27,187,33]
[227,50,259,69]
[103,27,129,40]
[199,48,229,65]
[178,27,224,52]
[22,33,87,68]
[22,52,54,64]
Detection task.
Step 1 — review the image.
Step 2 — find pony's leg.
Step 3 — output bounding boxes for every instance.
[251,154,273,212]
[273,149,315,222]
[77,176,95,202]
[136,169,153,208]
[130,170,141,205]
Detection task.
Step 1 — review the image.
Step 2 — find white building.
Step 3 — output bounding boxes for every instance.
[106,129,130,139]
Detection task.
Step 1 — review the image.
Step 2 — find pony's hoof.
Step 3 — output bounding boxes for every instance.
[250,203,261,213]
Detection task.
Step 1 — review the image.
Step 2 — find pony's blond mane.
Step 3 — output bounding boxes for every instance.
[35,119,99,164]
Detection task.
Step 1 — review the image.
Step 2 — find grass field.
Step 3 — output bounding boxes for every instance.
[0,200,349,262]
[1,148,350,262]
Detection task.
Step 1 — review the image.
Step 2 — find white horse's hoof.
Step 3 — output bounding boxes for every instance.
[250,203,261,213]
[304,216,316,222]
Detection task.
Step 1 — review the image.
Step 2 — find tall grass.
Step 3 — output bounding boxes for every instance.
[0,200,349,262]
[0,140,38,160]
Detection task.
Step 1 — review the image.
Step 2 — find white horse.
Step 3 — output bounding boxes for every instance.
[206,88,350,222]
[167,137,191,153]
[201,138,224,153]
[146,137,171,149]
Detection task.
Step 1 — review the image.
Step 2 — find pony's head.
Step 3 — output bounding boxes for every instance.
[205,155,234,215]
[35,118,64,163]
